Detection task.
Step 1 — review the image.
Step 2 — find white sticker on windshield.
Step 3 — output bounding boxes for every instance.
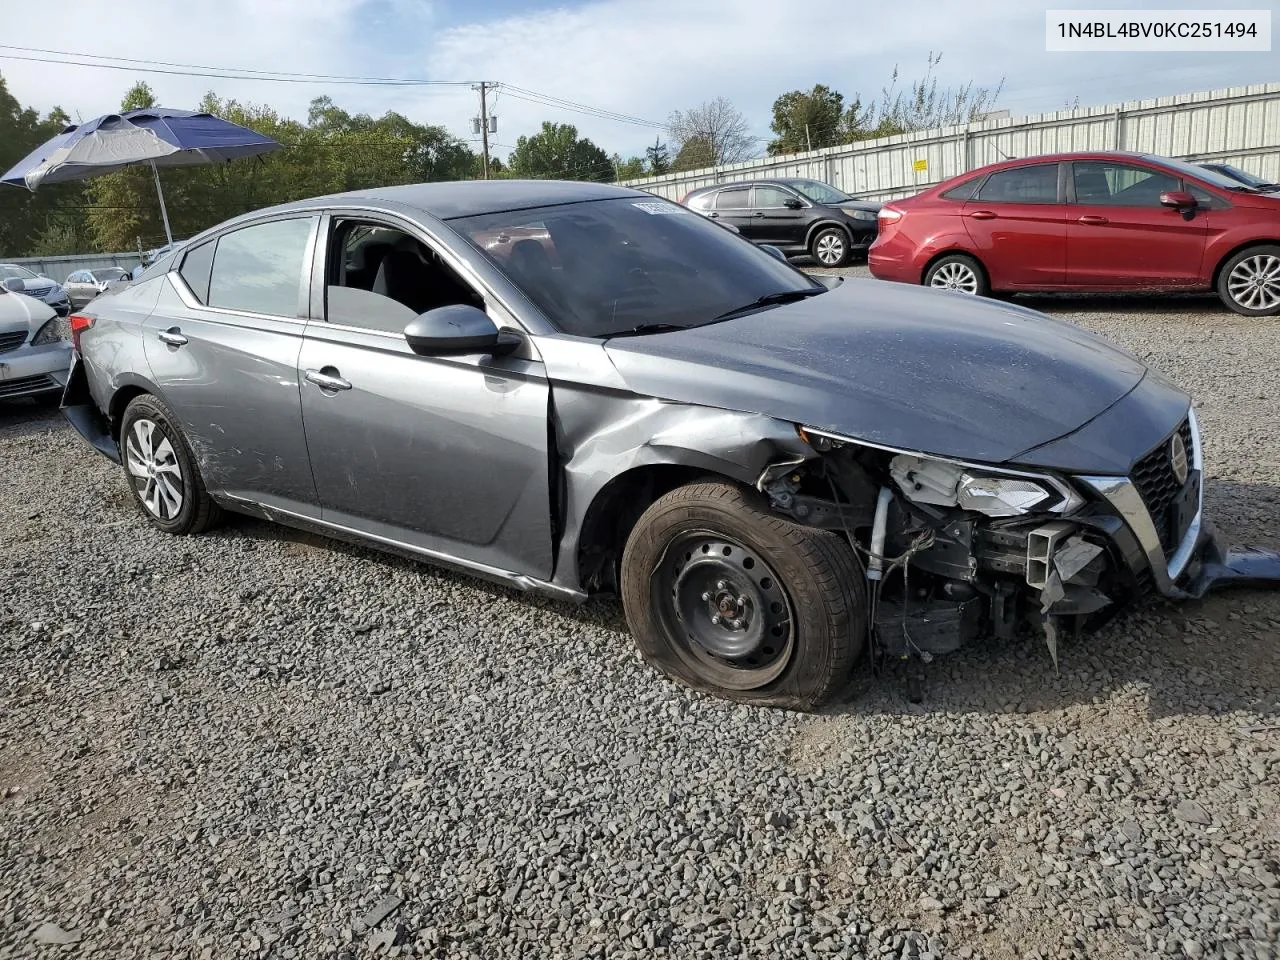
[632,201,689,215]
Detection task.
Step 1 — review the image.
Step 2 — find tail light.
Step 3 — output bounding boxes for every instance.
[878,207,904,224]
[69,313,95,352]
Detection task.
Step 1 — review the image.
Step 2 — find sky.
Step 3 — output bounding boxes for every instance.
[1,0,1276,162]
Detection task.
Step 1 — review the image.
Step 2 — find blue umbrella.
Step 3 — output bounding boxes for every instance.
[1,107,281,245]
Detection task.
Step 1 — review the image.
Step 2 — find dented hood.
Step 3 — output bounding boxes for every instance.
[602,277,1150,465]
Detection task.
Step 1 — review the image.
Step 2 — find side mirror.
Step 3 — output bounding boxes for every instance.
[759,244,788,262]
[783,198,804,210]
[403,304,519,356]
[1159,190,1196,210]
[2,278,26,293]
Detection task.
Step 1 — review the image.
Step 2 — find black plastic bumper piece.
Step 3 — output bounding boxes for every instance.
[60,355,119,464]
[1184,522,1280,598]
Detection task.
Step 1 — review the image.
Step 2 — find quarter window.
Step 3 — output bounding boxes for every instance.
[178,240,216,303]
[207,217,315,317]
[941,177,982,201]
[716,188,751,210]
[1073,161,1179,206]
[974,164,1060,204]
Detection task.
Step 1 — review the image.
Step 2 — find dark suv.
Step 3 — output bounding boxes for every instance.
[681,178,881,267]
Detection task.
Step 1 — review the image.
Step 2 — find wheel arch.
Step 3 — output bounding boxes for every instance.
[108,374,165,441]
[1210,238,1280,291]
[921,248,991,288]
[804,219,853,251]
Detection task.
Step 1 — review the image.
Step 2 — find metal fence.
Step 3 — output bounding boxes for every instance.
[0,252,143,284]
[622,83,1280,202]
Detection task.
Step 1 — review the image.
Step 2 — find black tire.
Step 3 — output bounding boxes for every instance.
[1217,244,1280,317]
[620,481,865,710]
[923,253,990,297]
[119,394,221,535]
[809,227,851,268]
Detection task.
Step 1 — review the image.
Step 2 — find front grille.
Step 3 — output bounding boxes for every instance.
[0,374,55,398]
[0,330,27,354]
[1131,418,1195,554]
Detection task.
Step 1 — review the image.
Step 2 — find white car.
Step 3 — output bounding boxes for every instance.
[0,283,72,403]
[63,267,132,309]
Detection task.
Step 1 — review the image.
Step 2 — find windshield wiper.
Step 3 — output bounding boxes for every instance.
[602,322,691,339]
[710,287,825,322]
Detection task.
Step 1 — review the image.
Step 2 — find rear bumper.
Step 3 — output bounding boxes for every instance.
[60,353,120,463]
[0,341,71,399]
[867,247,919,283]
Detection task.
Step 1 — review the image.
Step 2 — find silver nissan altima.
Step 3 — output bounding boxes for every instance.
[59,180,1280,709]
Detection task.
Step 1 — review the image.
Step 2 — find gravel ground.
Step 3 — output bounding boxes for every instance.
[2,276,1279,960]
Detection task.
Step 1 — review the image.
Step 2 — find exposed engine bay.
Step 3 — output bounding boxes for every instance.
[757,423,1279,671]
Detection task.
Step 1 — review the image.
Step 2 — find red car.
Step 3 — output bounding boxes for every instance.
[868,151,1280,316]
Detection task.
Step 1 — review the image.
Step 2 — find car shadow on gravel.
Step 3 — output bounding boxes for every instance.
[0,399,62,438]
[1011,291,1226,316]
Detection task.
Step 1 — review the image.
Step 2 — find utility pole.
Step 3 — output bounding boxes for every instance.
[805,124,812,152]
[473,82,491,179]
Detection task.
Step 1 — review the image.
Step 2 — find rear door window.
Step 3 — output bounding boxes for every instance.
[974,164,1060,204]
[207,218,315,317]
[716,188,751,210]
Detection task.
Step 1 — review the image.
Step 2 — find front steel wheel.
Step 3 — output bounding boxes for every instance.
[1219,245,1280,317]
[621,482,865,709]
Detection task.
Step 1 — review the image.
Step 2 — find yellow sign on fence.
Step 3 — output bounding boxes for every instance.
[912,158,928,172]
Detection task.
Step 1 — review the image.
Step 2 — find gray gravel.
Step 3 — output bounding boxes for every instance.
[2,278,1279,960]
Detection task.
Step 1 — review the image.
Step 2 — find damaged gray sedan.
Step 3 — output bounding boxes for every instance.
[61,181,1280,709]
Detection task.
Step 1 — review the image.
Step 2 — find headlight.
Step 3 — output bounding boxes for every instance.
[32,316,71,345]
[888,454,1082,518]
[845,209,877,221]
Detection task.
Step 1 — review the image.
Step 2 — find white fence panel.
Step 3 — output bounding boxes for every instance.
[624,83,1280,203]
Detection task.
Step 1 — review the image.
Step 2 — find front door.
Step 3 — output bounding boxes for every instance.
[750,185,809,246]
[298,215,555,579]
[1064,160,1210,287]
[141,215,320,514]
[961,162,1067,289]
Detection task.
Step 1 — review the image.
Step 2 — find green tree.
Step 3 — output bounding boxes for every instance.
[671,136,715,172]
[0,72,81,257]
[612,154,646,181]
[507,122,612,182]
[768,85,844,155]
[644,138,670,174]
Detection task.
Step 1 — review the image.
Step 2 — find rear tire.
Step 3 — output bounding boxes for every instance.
[620,482,865,710]
[924,253,990,297]
[810,227,851,268]
[1217,244,1280,317]
[120,394,221,535]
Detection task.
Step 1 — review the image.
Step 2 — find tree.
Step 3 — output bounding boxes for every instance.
[667,98,755,169]
[768,85,844,155]
[612,154,646,181]
[671,137,715,173]
[0,72,81,257]
[507,122,612,182]
[644,138,671,175]
[848,52,1004,141]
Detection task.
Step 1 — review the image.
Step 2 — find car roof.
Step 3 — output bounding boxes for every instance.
[688,177,827,193]
[234,180,648,223]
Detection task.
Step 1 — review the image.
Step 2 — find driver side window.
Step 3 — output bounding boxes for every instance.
[325,219,485,335]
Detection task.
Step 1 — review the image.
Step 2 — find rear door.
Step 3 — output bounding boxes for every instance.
[961,162,1067,289]
[711,186,756,237]
[297,212,555,579]
[142,215,320,514]
[1064,159,1209,287]
[750,184,808,246]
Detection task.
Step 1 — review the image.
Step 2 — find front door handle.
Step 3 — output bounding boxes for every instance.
[305,367,352,392]
[1077,215,1110,225]
[753,211,765,217]
[968,210,997,220]
[157,328,187,347]
[707,212,720,218]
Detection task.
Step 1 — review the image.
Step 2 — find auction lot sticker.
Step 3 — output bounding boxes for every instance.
[1046,9,1271,51]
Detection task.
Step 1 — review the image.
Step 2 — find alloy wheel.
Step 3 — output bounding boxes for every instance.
[658,533,795,689]
[1227,254,1280,313]
[929,261,980,294]
[815,233,846,265]
[125,418,185,521]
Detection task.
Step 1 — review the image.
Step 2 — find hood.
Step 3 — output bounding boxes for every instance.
[837,200,882,213]
[0,288,56,333]
[603,278,1155,466]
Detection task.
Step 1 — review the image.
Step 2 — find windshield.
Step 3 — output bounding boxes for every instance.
[92,268,127,282]
[453,197,821,338]
[0,264,39,281]
[784,179,853,204]
[1214,164,1269,187]
[1144,155,1248,191]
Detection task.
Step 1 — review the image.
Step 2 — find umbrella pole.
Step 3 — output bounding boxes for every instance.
[149,160,174,247]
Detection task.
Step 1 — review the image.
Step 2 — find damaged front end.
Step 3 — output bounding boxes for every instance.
[758,413,1280,669]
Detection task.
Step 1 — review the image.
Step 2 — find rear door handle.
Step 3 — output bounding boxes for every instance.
[1077,215,1110,225]
[968,210,997,220]
[752,211,765,217]
[305,368,352,392]
[157,328,187,347]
